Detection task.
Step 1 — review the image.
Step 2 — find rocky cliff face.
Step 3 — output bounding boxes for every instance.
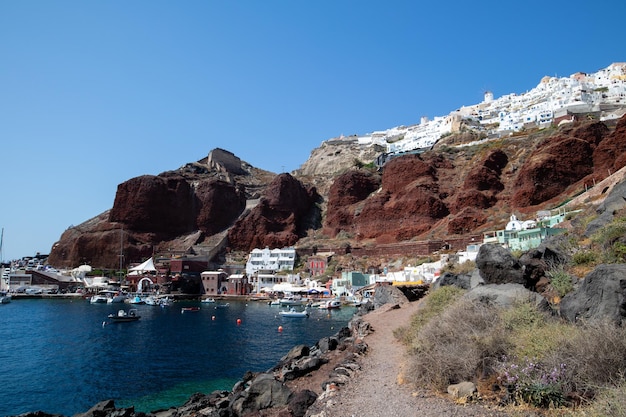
[323,115,626,243]
[48,116,626,269]
[226,173,321,252]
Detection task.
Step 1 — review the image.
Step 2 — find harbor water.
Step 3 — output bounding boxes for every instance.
[0,298,356,416]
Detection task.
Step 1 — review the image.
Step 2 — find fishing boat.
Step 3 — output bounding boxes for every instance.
[279,307,309,318]
[108,309,140,322]
[181,306,200,313]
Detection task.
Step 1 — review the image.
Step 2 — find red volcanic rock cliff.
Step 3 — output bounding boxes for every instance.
[226,173,320,252]
[48,116,626,269]
[323,115,626,244]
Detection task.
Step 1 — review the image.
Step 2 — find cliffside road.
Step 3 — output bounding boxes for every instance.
[323,301,512,417]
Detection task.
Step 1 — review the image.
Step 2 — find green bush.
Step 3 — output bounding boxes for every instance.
[546,267,574,297]
[571,250,597,266]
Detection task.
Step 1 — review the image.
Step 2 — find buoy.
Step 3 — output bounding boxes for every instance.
[212,315,216,320]
[237,318,242,325]
[278,326,283,332]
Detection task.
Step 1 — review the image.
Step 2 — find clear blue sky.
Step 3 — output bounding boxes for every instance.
[1,0,624,263]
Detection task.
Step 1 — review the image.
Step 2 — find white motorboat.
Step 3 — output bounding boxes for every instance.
[279,295,306,306]
[0,291,11,304]
[90,290,127,304]
[319,299,342,309]
[89,291,110,304]
[144,296,159,306]
[201,297,216,303]
[279,307,309,318]
[158,296,173,307]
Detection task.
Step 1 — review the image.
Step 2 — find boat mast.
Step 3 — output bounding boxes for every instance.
[118,228,124,281]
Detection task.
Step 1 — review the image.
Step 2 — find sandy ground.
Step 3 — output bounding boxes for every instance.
[311,300,513,417]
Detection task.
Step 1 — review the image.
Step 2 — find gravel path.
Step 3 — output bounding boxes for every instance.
[320,301,512,417]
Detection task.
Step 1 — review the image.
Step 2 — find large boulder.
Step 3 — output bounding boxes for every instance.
[560,264,626,325]
[372,284,409,308]
[475,244,525,286]
[229,373,293,416]
[464,283,549,310]
[585,177,626,236]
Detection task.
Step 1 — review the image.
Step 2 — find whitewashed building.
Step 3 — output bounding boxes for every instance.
[245,247,296,276]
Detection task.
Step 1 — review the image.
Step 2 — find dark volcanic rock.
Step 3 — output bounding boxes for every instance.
[560,264,626,325]
[475,243,525,286]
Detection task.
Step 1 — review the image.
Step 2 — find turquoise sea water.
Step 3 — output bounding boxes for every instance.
[0,298,356,416]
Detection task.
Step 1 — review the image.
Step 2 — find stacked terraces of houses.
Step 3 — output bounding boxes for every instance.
[340,63,626,158]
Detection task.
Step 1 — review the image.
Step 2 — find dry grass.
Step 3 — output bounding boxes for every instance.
[401,291,626,413]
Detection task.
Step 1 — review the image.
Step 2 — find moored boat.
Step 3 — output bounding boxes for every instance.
[201,297,216,303]
[279,295,305,306]
[181,306,200,313]
[129,295,146,305]
[278,307,309,318]
[0,291,11,304]
[319,299,342,309]
[108,309,140,322]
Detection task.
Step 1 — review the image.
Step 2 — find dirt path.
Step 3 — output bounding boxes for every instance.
[320,301,512,417]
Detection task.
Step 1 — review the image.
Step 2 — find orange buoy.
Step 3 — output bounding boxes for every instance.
[237,318,242,325]
[278,325,283,332]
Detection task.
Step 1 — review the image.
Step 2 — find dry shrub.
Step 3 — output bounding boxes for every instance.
[584,382,626,417]
[549,319,626,392]
[394,285,465,347]
[407,298,508,391]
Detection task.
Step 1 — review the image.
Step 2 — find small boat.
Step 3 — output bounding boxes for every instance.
[158,296,173,307]
[319,299,342,309]
[279,295,306,306]
[89,291,110,304]
[0,291,11,304]
[108,309,140,322]
[181,306,200,313]
[279,307,309,318]
[144,296,159,306]
[201,298,216,303]
[215,303,230,309]
[129,295,146,305]
[268,300,280,306]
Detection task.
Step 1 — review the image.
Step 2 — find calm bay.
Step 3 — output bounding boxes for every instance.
[0,298,356,416]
